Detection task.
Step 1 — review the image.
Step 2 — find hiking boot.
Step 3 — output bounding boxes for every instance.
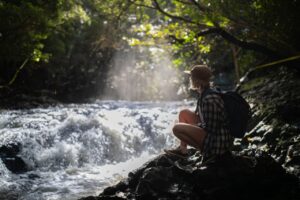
[164,147,188,159]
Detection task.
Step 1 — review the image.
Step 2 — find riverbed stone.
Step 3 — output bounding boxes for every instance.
[0,143,28,173]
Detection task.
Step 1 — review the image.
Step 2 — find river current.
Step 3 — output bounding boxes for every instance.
[0,100,193,200]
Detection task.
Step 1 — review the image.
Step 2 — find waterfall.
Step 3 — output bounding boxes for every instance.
[0,100,193,200]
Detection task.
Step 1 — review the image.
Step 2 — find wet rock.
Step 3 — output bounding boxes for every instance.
[28,173,40,180]
[239,66,300,176]
[0,143,28,173]
[277,104,300,123]
[79,151,299,200]
[0,143,20,157]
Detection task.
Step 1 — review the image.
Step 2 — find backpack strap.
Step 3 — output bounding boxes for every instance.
[200,88,217,102]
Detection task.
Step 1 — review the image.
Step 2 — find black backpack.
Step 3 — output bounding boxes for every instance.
[200,88,251,138]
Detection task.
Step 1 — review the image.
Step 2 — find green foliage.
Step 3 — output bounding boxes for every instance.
[0,0,133,101]
[0,0,299,101]
[123,0,300,80]
[0,1,51,63]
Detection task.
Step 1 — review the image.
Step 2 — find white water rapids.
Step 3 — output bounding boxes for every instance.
[0,100,193,200]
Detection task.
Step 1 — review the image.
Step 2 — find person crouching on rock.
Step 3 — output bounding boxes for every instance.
[164,65,233,160]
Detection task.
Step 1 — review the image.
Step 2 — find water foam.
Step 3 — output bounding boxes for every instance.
[0,100,193,200]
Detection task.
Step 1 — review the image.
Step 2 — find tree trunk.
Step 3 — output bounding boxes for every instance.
[231,45,240,84]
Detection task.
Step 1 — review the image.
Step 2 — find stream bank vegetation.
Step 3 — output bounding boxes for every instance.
[0,0,299,105]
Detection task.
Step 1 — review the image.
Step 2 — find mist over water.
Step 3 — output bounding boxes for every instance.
[104,46,182,101]
[0,100,193,200]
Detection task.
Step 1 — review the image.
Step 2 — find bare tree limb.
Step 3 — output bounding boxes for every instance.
[0,57,30,90]
[8,57,30,86]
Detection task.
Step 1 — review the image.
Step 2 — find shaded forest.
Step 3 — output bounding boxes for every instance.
[1,1,300,200]
[0,0,299,105]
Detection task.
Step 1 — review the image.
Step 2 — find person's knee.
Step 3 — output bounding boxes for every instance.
[172,124,184,137]
[179,109,199,125]
[179,109,192,121]
[172,124,179,136]
[179,109,190,117]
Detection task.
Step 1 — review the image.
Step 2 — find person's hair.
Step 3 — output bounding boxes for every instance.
[190,77,210,90]
[187,64,212,91]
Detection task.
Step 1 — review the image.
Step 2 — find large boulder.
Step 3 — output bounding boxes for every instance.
[237,65,300,177]
[79,150,299,200]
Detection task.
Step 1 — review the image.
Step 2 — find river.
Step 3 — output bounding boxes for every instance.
[0,100,193,200]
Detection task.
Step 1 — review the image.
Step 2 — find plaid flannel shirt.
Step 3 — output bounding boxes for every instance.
[197,93,233,157]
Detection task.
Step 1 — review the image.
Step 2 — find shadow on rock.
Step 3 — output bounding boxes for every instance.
[79,150,299,200]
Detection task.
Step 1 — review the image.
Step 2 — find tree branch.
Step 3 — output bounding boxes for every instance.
[152,0,198,25]
[196,28,280,58]
[189,0,208,12]
[127,0,157,10]
[174,0,193,5]
[116,1,133,22]
[8,57,30,86]
[0,57,30,90]
[169,27,279,58]
[129,0,280,58]
[128,0,210,28]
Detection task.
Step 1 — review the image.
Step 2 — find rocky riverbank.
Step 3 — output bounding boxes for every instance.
[238,65,300,177]
[79,65,300,200]
[80,151,298,200]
